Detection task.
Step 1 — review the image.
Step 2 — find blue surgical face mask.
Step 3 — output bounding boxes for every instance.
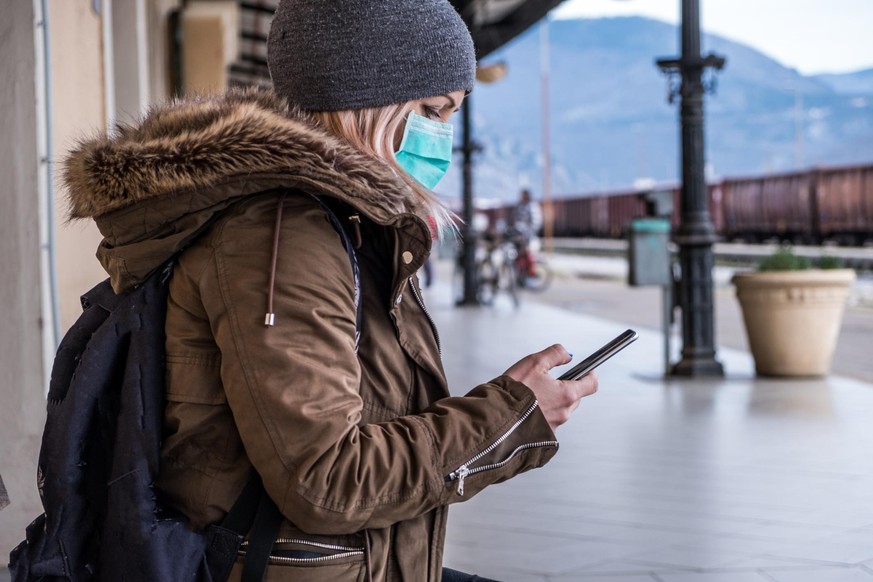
[395,111,454,190]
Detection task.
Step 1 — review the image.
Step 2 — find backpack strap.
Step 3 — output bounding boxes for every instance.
[308,194,362,351]
[204,475,267,582]
[239,486,284,582]
[204,473,281,582]
[218,474,265,535]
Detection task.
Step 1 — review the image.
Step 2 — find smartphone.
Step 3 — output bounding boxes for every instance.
[558,329,639,381]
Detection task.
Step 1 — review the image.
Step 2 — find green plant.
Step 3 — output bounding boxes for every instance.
[817,255,845,269]
[758,247,811,271]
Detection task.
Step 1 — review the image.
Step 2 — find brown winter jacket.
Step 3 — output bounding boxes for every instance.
[63,89,559,581]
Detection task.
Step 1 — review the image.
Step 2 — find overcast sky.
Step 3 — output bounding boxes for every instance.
[552,0,873,75]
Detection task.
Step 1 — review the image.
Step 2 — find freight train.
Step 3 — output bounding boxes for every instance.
[484,163,873,246]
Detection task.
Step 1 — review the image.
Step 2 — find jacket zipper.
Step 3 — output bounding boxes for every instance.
[445,401,558,496]
[238,538,364,565]
[409,277,441,355]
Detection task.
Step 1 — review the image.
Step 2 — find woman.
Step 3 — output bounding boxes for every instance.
[62,0,598,580]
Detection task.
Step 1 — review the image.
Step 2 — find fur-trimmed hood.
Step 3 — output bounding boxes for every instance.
[64,89,423,221]
[62,89,431,291]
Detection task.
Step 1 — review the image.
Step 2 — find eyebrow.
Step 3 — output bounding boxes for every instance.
[445,94,461,110]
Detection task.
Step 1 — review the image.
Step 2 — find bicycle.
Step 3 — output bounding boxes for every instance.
[476,237,519,307]
[453,234,519,307]
[509,235,553,293]
[454,232,552,306]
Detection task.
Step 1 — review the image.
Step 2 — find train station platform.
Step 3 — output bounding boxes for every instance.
[425,259,873,581]
[3,259,871,582]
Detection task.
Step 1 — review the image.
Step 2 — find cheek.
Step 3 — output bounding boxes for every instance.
[393,122,406,151]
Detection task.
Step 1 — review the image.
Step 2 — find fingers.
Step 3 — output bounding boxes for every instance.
[561,371,597,403]
[534,344,573,370]
[572,371,598,398]
[555,372,598,430]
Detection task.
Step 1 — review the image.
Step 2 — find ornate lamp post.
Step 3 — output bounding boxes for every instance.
[456,63,506,306]
[657,0,726,376]
[456,95,483,306]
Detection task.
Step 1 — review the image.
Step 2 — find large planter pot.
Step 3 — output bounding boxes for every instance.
[732,269,856,377]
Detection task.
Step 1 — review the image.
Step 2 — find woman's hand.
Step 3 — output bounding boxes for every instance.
[503,344,598,433]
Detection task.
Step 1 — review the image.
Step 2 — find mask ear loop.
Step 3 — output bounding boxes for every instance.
[390,105,417,180]
[395,109,417,154]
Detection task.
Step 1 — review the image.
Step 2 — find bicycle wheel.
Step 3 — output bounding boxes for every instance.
[521,258,552,292]
[501,261,520,307]
[452,258,465,304]
[476,259,498,306]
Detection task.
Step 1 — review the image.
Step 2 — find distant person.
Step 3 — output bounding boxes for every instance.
[59,1,597,580]
[511,189,543,243]
[510,189,543,276]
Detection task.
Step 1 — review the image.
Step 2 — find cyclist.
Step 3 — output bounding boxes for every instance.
[509,189,543,278]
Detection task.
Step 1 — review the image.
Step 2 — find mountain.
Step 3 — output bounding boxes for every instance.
[435,16,873,206]
[815,68,873,95]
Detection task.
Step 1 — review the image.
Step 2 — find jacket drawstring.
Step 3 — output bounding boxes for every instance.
[264,193,288,327]
[364,529,374,582]
[348,214,363,249]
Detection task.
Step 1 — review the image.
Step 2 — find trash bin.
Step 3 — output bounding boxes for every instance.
[628,218,671,287]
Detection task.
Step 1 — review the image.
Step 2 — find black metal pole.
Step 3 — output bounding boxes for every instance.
[658,0,725,376]
[457,94,480,306]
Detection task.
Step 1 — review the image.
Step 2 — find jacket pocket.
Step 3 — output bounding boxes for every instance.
[166,352,226,404]
[231,536,367,582]
[445,400,559,496]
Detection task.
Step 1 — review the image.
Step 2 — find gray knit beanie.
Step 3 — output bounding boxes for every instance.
[267,0,477,111]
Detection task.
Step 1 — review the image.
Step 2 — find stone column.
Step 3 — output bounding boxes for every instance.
[0,0,48,552]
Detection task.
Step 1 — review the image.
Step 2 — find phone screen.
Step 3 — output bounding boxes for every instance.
[557,329,638,381]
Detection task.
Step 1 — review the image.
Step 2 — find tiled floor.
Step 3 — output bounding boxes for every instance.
[4,258,871,582]
[426,267,873,581]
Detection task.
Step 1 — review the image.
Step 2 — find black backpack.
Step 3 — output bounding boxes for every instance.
[10,194,361,582]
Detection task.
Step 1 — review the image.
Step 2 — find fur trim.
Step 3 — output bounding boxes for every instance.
[63,88,421,219]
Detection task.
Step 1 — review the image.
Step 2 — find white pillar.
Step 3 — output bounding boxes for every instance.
[0,0,49,553]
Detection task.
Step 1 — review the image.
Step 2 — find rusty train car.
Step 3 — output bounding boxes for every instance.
[487,163,873,245]
[716,164,872,244]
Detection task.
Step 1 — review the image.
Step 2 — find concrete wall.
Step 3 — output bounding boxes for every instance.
[0,0,231,555]
[182,1,239,94]
[49,0,111,333]
[0,0,48,554]
[113,0,151,123]
[0,0,116,553]
[146,0,184,103]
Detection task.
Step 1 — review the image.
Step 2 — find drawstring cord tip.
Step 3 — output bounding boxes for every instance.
[348,214,363,249]
[264,313,276,327]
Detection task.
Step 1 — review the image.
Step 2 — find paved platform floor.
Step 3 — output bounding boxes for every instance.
[4,258,871,582]
[426,261,873,581]
[538,253,873,385]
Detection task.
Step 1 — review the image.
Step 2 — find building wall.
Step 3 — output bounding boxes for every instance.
[147,0,184,103]
[0,0,136,552]
[0,0,48,554]
[49,0,111,333]
[0,0,235,553]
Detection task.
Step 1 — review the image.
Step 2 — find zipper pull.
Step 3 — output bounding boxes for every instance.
[456,465,470,496]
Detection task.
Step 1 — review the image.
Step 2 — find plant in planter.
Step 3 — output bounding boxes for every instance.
[732,247,856,377]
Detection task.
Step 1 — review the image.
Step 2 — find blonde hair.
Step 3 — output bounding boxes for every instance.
[310,104,455,237]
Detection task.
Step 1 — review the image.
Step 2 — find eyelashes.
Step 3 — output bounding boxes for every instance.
[422,106,442,120]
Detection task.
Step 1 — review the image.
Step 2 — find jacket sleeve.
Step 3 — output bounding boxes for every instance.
[200,195,558,534]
